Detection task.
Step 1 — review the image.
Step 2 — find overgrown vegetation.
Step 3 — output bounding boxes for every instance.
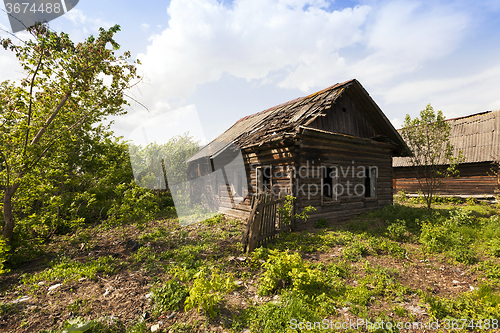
[2,194,499,332]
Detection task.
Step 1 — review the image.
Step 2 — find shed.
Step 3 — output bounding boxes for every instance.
[186,79,408,226]
[393,110,500,197]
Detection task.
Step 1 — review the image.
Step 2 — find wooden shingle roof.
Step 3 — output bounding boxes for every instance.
[187,79,407,163]
[393,110,500,167]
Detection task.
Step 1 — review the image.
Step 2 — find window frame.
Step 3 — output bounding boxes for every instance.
[321,164,340,205]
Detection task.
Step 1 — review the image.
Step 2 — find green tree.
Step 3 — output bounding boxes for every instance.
[401,104,463,210]
[128,133,200,190]
[0,23,140,242]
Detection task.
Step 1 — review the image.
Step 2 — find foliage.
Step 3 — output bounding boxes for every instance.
[61,317,96,333]
[258,249,333,296]
[447,207,475,227]
[152,279,188,316]
[21,255,119,286]
[0,23,140,241]
[106,182,158,228]
[314,218,328,228]
[277,195,316,225]
[184,268,235,318]
[127,134,200,190]
[386,219,410,242]
[401,104,464,209]
[233,291,322,333]
[0,235,9,274]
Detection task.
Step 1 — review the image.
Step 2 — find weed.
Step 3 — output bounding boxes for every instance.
[202,214,224,226]
[184,268,235,318]
[393,305,408,317]
[152,279,188,316]
[22,256,120,287]
[466,197,478,206]
[342,239,372,261]
[233,291,321,333]
[386,220,410,242]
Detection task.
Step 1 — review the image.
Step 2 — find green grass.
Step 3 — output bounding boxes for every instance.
[5,200,500,333]
[21,256,121,288]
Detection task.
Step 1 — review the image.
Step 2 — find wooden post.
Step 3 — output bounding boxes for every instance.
[241,196,260,247]
[247,201,263,253]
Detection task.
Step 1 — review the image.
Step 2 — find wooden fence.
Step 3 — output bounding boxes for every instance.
[242,192,291,253]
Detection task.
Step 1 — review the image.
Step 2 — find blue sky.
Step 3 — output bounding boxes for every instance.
[2,0,500,146]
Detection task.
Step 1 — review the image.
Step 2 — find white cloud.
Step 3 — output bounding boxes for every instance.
[64,8,87,25]
[136,0,372,109]
[140,23,150,31]
[391,117,403,130]
[134,0,472,117]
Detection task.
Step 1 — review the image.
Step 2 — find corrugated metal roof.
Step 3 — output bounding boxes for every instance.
[188,79,407,163]
[393,110,500,167]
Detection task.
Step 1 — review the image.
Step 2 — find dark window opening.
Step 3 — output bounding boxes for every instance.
[323,167,334,198]
[257,166,272,193]
[364,172,371,197]
[342,107,347,113]
[364,167,377,198]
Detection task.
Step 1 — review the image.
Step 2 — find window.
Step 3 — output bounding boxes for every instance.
[321,166,339,202]
[256,166,272,194]
[364,166,377,198]
[233,170,242,197]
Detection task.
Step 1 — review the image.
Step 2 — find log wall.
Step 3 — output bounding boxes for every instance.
[393,162,499,196]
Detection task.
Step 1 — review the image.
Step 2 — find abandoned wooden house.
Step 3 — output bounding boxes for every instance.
[186,79,408,225]
[393,110,500,197]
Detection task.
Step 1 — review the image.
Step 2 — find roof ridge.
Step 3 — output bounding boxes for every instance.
[235,79,355,124]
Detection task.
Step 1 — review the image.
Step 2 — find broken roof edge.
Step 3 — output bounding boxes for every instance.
[235,79,356,124]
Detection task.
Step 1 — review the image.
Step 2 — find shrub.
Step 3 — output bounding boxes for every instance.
[394,190,408,203]
[449,247,477,265]
[152,279,188,316]
[106,183,158,228]
[488,239,500,257]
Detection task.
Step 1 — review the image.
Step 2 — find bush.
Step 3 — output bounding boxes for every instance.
[488,239,500,257]
[258,250,304,296]
[106,183,158,228]
[0,236,9,275]
[342,239,372,261]
[449,247,477,265]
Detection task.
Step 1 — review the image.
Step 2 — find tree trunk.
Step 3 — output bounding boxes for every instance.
[2,183,20,242]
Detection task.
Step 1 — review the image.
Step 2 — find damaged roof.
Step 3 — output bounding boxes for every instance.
[393,110,500,167]
[187,79,407,163]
